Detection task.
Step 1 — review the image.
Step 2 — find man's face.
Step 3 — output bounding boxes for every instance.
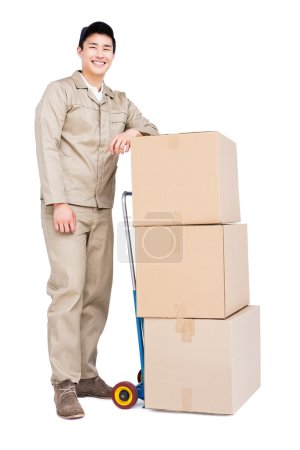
[77,33,114,78]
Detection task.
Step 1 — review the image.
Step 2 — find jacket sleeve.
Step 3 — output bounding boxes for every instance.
[125,98,159,136]
[35,82,68,205]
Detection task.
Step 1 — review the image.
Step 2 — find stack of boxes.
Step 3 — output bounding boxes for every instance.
[131,132,260,414]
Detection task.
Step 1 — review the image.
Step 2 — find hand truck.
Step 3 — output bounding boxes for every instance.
[112,191,144,409]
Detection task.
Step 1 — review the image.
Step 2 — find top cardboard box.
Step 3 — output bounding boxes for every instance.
[131,131,241,226]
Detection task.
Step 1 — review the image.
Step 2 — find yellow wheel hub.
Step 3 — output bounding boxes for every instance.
[115,386,133,406]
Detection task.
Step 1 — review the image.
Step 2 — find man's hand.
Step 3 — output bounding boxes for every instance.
[53,203,76,233]
[109,129,142,155]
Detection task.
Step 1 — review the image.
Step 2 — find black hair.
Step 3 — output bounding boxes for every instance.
[78,21,116,53]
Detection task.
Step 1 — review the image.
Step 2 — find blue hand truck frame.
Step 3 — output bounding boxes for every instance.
[111,191,144,408]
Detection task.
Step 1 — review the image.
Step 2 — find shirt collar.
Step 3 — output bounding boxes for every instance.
[79,72,102,94]
[72,70,115,99]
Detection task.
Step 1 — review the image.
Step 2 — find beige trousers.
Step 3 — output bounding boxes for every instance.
[41,202,114,384]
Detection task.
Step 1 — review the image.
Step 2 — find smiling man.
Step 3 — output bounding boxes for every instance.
[35,21,158,419]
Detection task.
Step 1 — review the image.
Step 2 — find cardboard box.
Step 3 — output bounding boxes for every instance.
[131,131,240,226]
[144,305,260,414]
[136,223,249,318]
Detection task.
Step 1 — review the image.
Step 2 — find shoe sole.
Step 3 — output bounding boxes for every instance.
[76,393,111,399]
[58,413,85,419]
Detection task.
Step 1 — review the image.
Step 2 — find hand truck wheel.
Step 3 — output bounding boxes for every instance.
[112,381,138,409]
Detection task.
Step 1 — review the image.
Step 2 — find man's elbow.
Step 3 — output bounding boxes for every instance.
[141,124,159,136]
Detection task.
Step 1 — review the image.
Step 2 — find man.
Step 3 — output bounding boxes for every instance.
[35,21,158,419]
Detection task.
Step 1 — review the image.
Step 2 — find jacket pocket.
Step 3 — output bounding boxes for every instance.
[110,111,127,134]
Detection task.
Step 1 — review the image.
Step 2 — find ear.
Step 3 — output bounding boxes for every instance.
[77,46,82,58]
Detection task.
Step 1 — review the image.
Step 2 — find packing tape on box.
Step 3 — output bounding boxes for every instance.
[181,388,193,411]
[175,318,195,343]
[175,304,185,317]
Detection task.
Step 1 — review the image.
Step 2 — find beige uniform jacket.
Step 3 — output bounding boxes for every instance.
[35,70,158,207]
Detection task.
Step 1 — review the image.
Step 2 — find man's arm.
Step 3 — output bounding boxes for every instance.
[35,82,68,205]
[125,99,159,136]
[109,98,158,154]
[35,82,76,233]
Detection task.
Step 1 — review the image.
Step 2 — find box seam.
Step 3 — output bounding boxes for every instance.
[222,225,226,317]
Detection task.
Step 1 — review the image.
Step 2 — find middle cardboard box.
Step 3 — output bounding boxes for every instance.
[135,223,249,319]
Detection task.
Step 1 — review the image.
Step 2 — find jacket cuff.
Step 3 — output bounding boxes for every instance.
[42,195,69,206]
[136,126,159,137]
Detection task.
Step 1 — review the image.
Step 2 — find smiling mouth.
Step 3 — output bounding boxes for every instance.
[92,60,106,67]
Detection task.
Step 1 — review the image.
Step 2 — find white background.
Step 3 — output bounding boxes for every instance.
[0,0,299,448]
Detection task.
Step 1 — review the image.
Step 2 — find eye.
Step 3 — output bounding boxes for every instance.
[89,46,96,49]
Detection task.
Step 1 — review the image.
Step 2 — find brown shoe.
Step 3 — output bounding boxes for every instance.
[53,380,85,419]
[76,376,113,399]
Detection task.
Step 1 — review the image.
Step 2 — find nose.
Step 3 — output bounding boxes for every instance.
[96,47,104,58]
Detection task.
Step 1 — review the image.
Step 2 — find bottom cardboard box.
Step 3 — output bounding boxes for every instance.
[144,305,260,414]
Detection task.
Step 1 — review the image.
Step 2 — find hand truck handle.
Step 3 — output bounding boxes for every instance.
[121,191,136,291]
